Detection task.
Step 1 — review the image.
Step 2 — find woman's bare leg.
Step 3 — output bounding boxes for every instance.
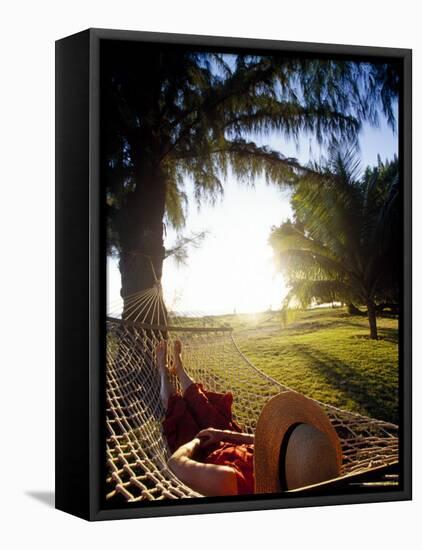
[173,340,195,394]
[156,340,175,410]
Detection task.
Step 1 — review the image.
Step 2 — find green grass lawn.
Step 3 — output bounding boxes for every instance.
[213,307,399,424]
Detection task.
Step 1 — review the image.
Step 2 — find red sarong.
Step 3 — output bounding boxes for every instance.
[205,441,254,495]
[162,383,254,495]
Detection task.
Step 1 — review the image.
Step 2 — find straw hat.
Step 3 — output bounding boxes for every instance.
[254,392,343,493]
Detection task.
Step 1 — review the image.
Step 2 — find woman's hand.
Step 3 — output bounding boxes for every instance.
[198,428,255,447]
[197,428,224,448]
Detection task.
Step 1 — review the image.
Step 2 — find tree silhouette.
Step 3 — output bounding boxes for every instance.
[101,40,399,321]
[269,150,400,339]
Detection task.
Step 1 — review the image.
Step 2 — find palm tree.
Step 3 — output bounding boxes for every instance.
[102,40,398,321]
[269,151,399,339]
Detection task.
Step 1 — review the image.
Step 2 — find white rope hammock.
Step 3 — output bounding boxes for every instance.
[106,284,399,502]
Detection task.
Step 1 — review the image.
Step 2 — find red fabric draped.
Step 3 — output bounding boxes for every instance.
[205,442,254,495]
[162,383,254,495]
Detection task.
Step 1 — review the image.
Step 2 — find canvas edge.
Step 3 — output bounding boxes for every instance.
[57,28,413,521]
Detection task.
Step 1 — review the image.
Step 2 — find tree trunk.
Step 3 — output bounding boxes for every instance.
[366,300,378,340]
[117,164,168,326]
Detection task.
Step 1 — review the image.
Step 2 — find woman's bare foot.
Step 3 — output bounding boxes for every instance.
[173,340,183,371]
[172,339,195,394]
[155,340,168,373]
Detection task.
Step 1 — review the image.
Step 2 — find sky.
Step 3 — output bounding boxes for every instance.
[107,108,398,317]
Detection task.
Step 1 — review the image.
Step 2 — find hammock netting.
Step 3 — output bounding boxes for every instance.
[106,284,399,502]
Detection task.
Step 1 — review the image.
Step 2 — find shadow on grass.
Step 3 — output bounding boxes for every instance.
[294,345,398,424]
[351,327,398,345]
[284,318,373,337]
[374,327,398,345]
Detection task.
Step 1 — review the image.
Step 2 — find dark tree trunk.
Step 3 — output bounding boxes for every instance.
[117,163,168,326]
[366,300,378,340]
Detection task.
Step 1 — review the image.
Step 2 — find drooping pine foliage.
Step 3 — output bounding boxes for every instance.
[102,42,399,257]
[269,150,400,338]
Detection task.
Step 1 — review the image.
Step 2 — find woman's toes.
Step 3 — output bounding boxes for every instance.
[155,340,167,368]
[168,358,176,376]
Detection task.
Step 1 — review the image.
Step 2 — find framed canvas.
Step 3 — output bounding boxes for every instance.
[55,28,412,521]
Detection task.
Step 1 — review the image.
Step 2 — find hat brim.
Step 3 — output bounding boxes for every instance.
[254,391,343,494]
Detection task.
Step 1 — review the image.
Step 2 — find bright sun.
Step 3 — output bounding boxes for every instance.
[107,177,292,317]
[161,231,287,315]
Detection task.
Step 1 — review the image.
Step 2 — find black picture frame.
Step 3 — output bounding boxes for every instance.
[55,28,412,521]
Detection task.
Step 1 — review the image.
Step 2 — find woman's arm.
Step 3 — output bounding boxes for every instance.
[197,428,254,446]
[167,438,238,496]
[218,429,254,445]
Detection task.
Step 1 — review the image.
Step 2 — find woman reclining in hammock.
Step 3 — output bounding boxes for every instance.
[156,340,342,497]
